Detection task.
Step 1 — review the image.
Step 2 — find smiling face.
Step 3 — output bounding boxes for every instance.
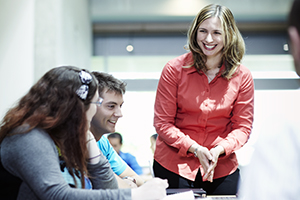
[91,89,124,140]
[197,17,224,59]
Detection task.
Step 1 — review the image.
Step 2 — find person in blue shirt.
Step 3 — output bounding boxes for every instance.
[90,71,145,188]
[108,132,143,175]
[97,135,127,176]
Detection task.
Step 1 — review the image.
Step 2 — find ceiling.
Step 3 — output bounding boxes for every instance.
[89,0,294,33]
[89,0,294,22]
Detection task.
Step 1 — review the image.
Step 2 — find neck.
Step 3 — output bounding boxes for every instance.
[205,54,222,71]
[90,125,104,141]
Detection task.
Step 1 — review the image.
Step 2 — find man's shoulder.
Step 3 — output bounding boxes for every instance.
[97,135,112,154]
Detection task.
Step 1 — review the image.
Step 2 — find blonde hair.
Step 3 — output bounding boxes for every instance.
[187,4,245,80]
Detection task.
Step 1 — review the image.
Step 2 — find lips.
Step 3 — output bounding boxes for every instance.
[204,43,217,50]
[108,120,116,124]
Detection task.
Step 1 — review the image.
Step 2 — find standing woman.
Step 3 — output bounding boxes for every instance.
[0,66,167,199]
[153,4,254,195]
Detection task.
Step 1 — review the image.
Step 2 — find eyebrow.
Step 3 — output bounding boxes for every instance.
[104,101,124,105]
[198,27,222,32]
[105,101,118,105]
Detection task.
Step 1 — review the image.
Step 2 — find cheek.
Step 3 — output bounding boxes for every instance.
[92,105,97,116]
[196,34,206,47]
[86,105,97,121]
[216,36,224,44]
[196,33,202,42]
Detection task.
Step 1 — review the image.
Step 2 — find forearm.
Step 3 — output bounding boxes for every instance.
[115,174,132,188]
[119,166,145,187]
[88,154,118,189]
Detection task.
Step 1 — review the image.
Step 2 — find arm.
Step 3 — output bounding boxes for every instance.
[119,165,145,187]
[217,67,254,158]
[115,173,138,188]
[97,136,127,175]
[1,129,130,200]
[154,63,197,156]
[121,152,143,175]
[97,136,144,187]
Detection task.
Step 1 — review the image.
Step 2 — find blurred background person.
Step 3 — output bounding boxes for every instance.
[108,132,143,175]
[238,0,300,199]
[150,133,158,154]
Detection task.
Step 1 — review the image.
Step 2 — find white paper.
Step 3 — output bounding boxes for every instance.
[163,190,195,200]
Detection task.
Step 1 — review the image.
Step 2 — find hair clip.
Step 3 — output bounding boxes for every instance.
[76,71,92,100]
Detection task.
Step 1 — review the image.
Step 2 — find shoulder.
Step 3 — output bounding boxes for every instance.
[237,64,253,77]
[164,52,194,71]
[97,135,110,145]
[1,128,58,174]
[97,135,112,155]
[2,128,53,149]
[161,52,196,81]
[167,52,193,66]
[230,64,253,85]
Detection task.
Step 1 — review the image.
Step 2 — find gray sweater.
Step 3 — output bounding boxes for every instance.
[0,128,131,200]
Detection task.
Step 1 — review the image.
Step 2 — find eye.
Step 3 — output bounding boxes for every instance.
[107,104,115,109]
[214,31,222,35]
[199,29,206,33]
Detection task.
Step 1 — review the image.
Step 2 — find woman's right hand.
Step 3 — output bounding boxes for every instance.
[190,144,213,180]
[197,146,213,170]
[131,178,168,200]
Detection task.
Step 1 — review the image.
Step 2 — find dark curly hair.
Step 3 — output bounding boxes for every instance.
[0,66,98,188]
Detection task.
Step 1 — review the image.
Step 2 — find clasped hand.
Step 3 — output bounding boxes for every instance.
[196,146,224,182]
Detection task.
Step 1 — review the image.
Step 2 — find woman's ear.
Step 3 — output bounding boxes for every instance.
[288,26,300,77]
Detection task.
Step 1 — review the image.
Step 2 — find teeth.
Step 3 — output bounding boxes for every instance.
[205,44,215,49]
[109,120,116,124]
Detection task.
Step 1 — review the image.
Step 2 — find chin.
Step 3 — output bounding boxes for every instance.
[105,128,115,133]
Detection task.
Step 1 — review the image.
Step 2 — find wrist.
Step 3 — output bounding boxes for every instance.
[189,144,202,157]
[122,176,136,184]
[214,145,225,156]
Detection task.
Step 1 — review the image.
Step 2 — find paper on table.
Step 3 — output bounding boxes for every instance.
[163,190,195,200]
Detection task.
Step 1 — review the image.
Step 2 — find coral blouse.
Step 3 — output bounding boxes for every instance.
[154,52,254,181]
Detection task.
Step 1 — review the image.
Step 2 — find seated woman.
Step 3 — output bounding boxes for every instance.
[0,66,168,200]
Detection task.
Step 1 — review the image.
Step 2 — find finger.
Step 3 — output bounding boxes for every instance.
[203,161,216,179]
[208,172,214,182]
[157,179,169,188]
[205,170,214,182]
[163,179,169,188]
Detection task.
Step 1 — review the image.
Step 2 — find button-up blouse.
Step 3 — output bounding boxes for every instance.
[154,52,254,181]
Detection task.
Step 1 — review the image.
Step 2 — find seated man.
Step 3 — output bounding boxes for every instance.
[108,132,143,175]
[90,71,145,188]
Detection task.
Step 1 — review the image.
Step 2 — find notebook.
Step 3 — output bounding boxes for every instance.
[163,190,195,200]
[166,188,207,198]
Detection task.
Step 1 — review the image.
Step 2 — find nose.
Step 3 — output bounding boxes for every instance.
[205,33,213,43]
[114,107,123,118]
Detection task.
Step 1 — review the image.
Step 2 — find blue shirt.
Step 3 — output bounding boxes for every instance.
[119,151,143,175]
[61,135,127,188]
[97,135,127,175]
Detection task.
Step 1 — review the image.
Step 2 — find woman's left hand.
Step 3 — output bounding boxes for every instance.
[204,146,225,182]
